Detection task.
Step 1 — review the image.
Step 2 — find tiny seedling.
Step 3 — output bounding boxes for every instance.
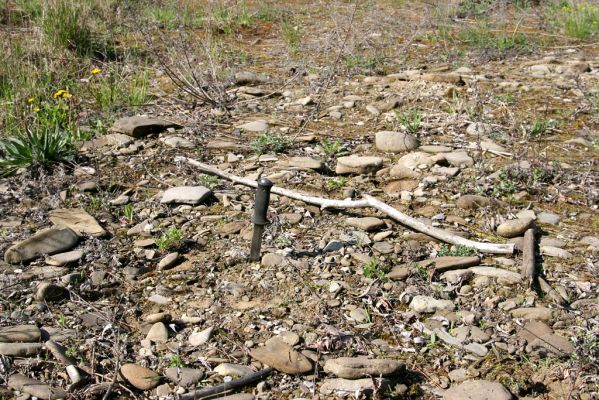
[394,108,422,134]
[327,177,347,190]
[169,355,184,368]
[198,174,218,189]
[122,204,134,222]
[251,133,291,155]
[155,227,184,251]
[363,257,389,279]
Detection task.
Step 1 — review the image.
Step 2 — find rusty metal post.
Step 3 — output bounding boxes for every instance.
[249,178,273,262]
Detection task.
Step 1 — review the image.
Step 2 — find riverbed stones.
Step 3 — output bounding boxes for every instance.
[8,374,68,400]
[164,367,204,388]
[0,342,43,356]
[158,252,179,270]
[323,357,405,379]
[161,186,212,205]
[410,295,455,313]
[0,325,41,342]
[496,218,534,238]
[4,227,79,264]
[46,250,83,266]
[250,338,312,374]
[444,380,512,400]
[320,377,392,396]
[146,322,169,343]
[49,208,106,237]
[375,131,419,153]
[346,217,385,232]
[511,307,554,321]
[110,116,181,138]
[336,155,383,175]
[35,282,70,302]
[120,363,161,390]
[456,195,498,210]
[214,363,254,377]
[237,119,269,132]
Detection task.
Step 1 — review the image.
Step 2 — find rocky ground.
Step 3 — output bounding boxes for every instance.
[0,1,598,399]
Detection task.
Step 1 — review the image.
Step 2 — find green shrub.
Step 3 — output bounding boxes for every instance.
[251,133,291,154]
[156,227,184,251]
[559,2,599,39]
[0,126,75,176]
[394,108,421,134]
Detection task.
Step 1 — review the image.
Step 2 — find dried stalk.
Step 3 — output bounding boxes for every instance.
[521,228,535,287]
[177,157,514,255]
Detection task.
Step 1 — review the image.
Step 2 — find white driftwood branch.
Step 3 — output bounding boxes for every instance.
[177,157,514,255]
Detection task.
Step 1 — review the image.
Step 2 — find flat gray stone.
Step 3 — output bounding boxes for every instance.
[120,363,160,390]
[164,367,204,388]
[8,374,68,399]
[163,135,194,148]
[323,357,404,379]
[0,325,41,343]
[158,252,179,270]
[250,338,312,374]
[146,322,169,343]
[0,342,42,356]
[443,151,474,167]
[456,195,499,210]
[237,120,269,132]
[375,131,419,153]
[161,186,212,205]
[346,217,385,232]
[214,363,254,377]
[410,295,455,313]
[111,116,181,138]
[49,208,106,237]
[444,380,512,400]
[46,250,83,266]
[4,227,79,264]
[336,156,383,175]
[511,307,554,321]
[320,377,391,396]
[496,218,533,238]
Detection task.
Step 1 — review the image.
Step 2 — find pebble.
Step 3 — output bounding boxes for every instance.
[0,342,42,356]
[249,338,312,374]
[161,186,212,205]
[537,212,560,225]
[456,195,498,210]
[410,295,455,313]
[345,217,385,232]
[158,252,179,270]
[511,307,554,321]
[320,377,391,396]
[541,246,573,259]
[164,367,204,388]
[496,218,534,238]
[237,120,269,132]
[4,227,79,264]
[110,116,181,138]
[336,155,383,175]
[120,363,161,390]
[0,325,41,342]
[189,326,214,346]
[146,322,169,343]
[8,373,68,399]
[443,380,512,400]
[45,250,83,266]
[214,363,254,377]
[527,333,574,356]
[48,208,107,237]
[375,131,419,153]
[323,357,404,379]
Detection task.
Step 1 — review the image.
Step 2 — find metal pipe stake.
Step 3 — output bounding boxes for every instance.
[249,178,273,262]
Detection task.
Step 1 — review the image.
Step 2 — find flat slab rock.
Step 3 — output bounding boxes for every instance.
[443,380,512,400]
[46,249,83,266]
[119,363,160,390]
[0,325,41,342]
[346,217,385,232]
[8,374,68,400]
[49,208,106,237]
[410,295,455,313]
[4,227,79,264]
[110,116,182,138]
[336,155,383,175]
[323,357,405,379]
[320,377,392,396]
[250,338,312,374]
[161,186,212,205]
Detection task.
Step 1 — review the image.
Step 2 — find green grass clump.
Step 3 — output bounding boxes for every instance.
[251,133,291,155]
[0,126,75,176]
[156,227,184,251]
[394,108,422,134]
[281,22,300,53]
[363,257,389,279]
[557,1,599,39]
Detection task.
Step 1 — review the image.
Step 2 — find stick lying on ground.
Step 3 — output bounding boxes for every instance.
[177,157,514,255]
[180,367,274,400]
[521,228,535,287]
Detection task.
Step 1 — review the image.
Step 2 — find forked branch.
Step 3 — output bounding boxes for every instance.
[177,157,514,255]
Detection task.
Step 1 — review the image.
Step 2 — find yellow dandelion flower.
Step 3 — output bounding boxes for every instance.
[34,107,40,112]
[53,89,65,99]
[91,68,102,75]
[28,97,35,103]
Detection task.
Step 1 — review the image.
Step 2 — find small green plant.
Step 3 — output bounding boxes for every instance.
[0,126,75,176]
[128,69,150,106]
[426,331,438,349]
[169,355,184,368]
[318,138,346,158]
[65,346,78,359]
[394,108,421,134]
[416,263,429,280]
[327,177,348,190]
[438,244,478,257]
[557,2,599,39]
[251,133,291,154]
[57,313,69,328]
[363,257,389,279]
[198,174,218,189]
[526,119,556,138]
[281,22,300,54]
[87,194,108,212]
[122,204,134,222]
[156,227,184,251]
